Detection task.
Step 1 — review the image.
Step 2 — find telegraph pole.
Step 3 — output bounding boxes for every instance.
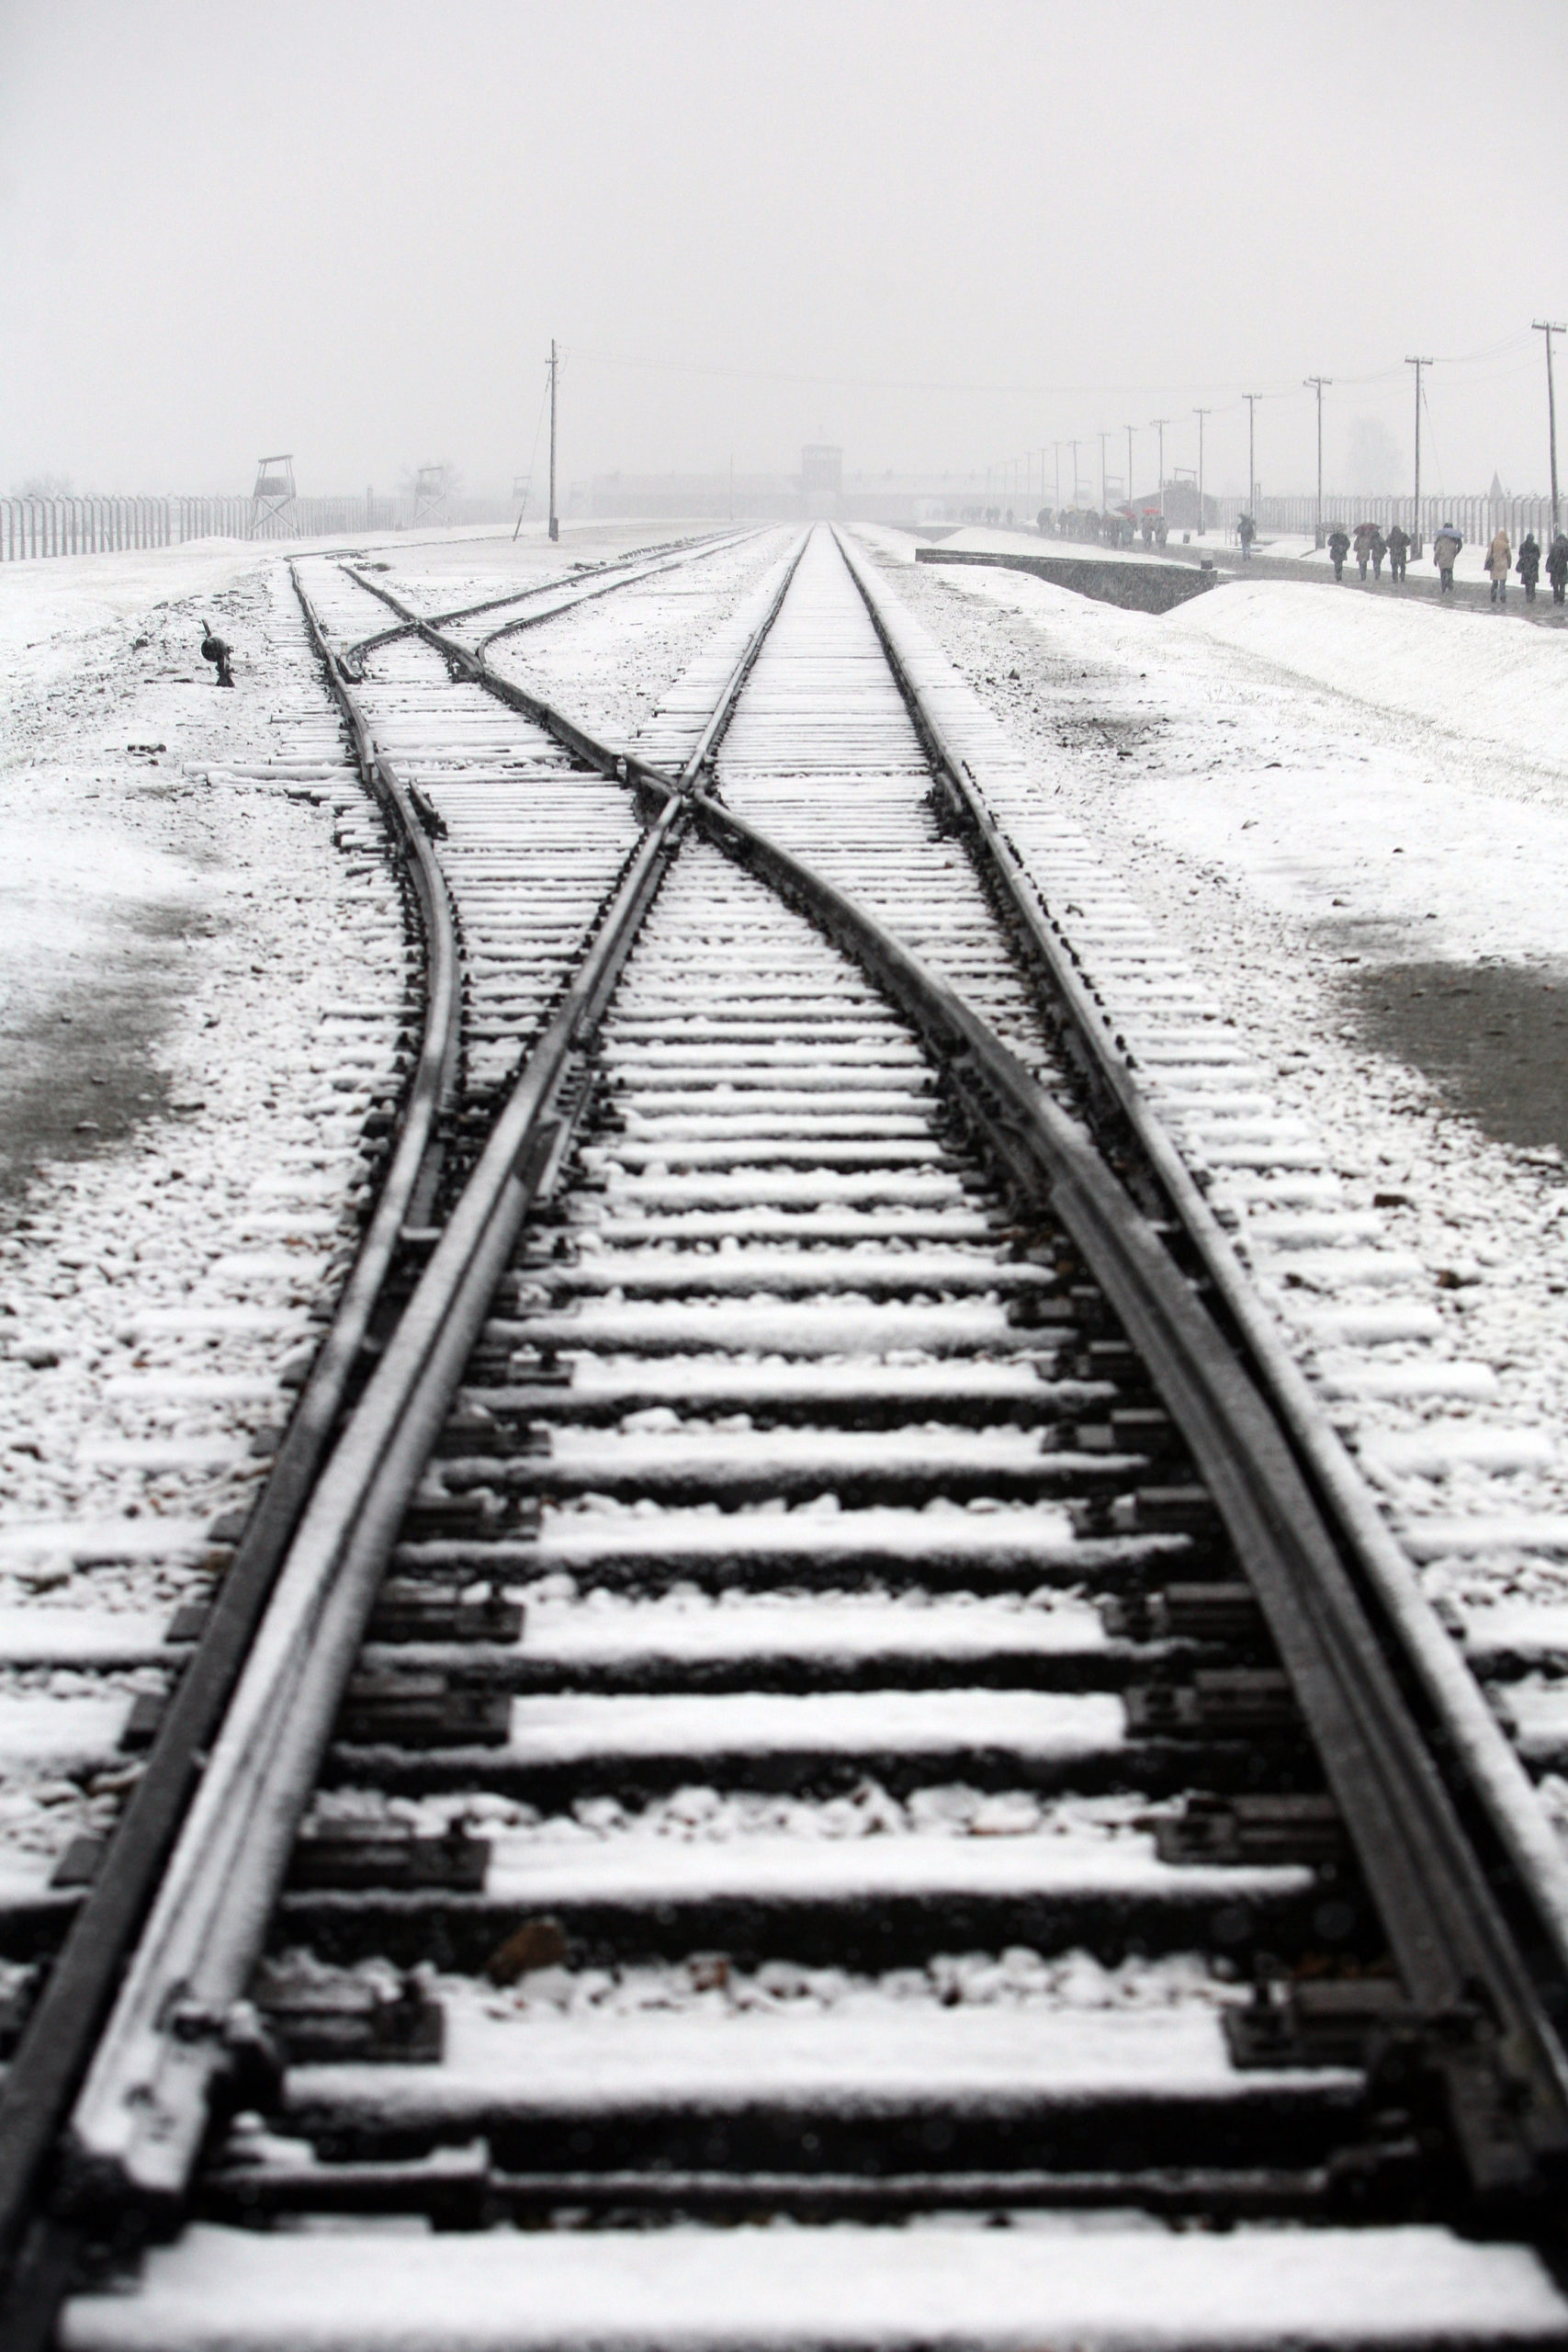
[1534,321,1565,537]
[1193,407,1210,537]
[547,338,559,543]
[1405,356,1431,557]
[1053,442,1062,510]
[1125,425,1135,514]
[1098,430,1110,513]
[1243,392,1261,517]
[1150,419,1170,515]
[1304,377,1330,547]
[1069,440,1080,508]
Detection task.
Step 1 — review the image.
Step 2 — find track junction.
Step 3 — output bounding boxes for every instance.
[3,522,1568,2347]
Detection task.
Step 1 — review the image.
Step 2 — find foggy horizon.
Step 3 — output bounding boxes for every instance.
[3,0,1565,504]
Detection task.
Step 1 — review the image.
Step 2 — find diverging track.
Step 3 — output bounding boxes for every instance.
[19,526,1568,2348]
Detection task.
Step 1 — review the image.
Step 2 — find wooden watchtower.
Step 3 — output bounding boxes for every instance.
[413,466,450,527]
[252,455,297,537]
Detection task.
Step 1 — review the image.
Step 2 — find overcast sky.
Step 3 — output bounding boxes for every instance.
[2,0,1564,503]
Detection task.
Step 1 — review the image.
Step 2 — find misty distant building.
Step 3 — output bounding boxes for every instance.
[800,445,842,514]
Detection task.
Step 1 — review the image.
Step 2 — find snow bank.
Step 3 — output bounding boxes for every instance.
[1170,578,1568,778]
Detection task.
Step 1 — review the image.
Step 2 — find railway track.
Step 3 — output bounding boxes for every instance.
[6,524,1568,2346]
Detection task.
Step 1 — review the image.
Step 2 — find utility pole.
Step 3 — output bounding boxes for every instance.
[1098,430,1110,512]
[1125,425,1135,514]
[1303,377,1330,547]
[1150,419,1170,515]
[547,338,559,543]
[1534,321,1565,537]
[1053,442,1062,510]
[1193,407,1209,537]
[1405,356,1431,557]
[1243,393,1261,518]
[1069,440,1080,507]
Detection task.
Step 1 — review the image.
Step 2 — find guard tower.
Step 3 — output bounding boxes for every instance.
[413,465,451,527]
[800,445,842,518]
[251,454,297,537]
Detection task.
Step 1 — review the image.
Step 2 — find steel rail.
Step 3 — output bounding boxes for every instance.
[28,520,1567,2325]
[832,526,1568,1980]
[40,545,806,2260]
[342,529,809,797]
[58,799,687,2233]
[0,573,465,2314]
[471,530,761,660]
[340,529,753,671]
[685,779,1568,2200]
[826,529,1568,2190]
[0,560,463,2286]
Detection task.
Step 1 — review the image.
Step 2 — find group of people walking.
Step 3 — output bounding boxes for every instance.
[1471,526,1568,604]
[1324,521,1413,582]
[1314,517,1568,603]
[1034,505,1160,549]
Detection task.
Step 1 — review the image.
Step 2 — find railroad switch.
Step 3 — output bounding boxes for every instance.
[1223,1976,1553,2208]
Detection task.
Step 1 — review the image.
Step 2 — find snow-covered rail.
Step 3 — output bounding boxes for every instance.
[8,527,1568,2348]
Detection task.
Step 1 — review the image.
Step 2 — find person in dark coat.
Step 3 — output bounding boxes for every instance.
[1154,514,1168,549]
[1386,523,1410,582]
[1237,512,1256,560]
[1517,532,1540,602]
[1547,533,1568,603]
[1327,526,1350,581]
[1370,526,1387,581]
[1353,522,1376,581]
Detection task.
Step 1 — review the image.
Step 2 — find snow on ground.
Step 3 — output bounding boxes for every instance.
[483,527,794,745]
[0,548,413,1871]
[1172,574,1568,771]
[60,2217,1568,2348]
[858,527,1568,1661]
[0,524,815,1884]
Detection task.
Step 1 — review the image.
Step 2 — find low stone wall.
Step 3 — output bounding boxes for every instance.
[914,546,1221,615]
